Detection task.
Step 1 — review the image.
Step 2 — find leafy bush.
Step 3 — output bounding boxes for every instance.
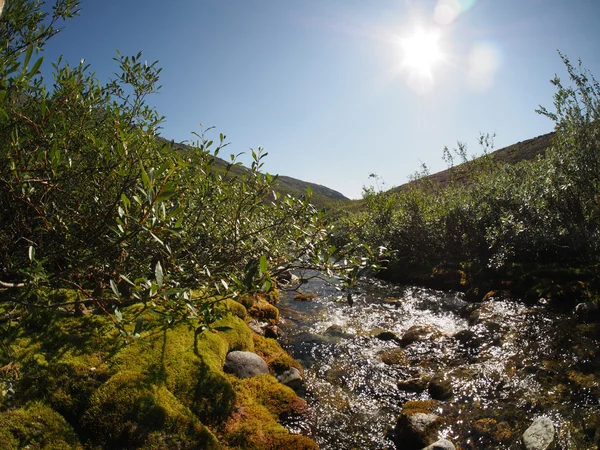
[0,0,377,332]
[356,54,600,277]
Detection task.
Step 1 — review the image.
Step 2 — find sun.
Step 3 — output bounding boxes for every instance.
[400,26,443,79]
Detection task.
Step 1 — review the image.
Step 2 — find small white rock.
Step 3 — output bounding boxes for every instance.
[522,417,554,450]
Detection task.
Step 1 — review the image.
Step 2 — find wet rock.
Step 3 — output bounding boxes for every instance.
[324,324,353,339]
[401,325,439,347]
[276,367,305,394]
[397,377,428,393]
[381,348,408,366]
[453,329,482,349]
[470,418,513,447]
[375,330,400,342]
[427,375,454,400]
[465,287,483,302]
[575,302,600,322]
[223,351,269,379]
[394,412,441,449]
[264,325,283,339]
[247,319,266,335]
[422,438,456,450]
[522,417,554,450]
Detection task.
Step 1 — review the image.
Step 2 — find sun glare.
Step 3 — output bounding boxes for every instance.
[400,27,442,80]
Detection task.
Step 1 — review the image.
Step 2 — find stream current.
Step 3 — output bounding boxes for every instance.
[277,274,600,449]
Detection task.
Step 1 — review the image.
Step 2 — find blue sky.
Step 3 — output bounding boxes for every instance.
[41,0,600,199]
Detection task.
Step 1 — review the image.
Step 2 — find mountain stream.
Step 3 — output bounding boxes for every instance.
[277,274,600,449]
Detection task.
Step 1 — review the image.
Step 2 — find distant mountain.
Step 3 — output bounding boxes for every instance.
[157,137,350,205]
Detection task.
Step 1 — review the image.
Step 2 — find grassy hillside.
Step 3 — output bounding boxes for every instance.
[157,137,350,207]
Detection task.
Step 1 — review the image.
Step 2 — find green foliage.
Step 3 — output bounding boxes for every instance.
[353,54,600,285]
[0,0,377,335]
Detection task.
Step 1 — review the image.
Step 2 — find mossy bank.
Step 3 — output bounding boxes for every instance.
[0,291,316,449]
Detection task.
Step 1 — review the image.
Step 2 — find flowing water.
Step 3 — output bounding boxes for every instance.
[277,273,600,449]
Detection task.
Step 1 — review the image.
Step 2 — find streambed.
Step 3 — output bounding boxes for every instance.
[277,274,600,449]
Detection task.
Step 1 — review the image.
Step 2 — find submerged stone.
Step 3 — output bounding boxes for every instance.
[223,351,269,379]
[522,417,554,450]
[394,412,441,450]
[401,324,439,347]
[422,438,456,449]
[428,375,454,400]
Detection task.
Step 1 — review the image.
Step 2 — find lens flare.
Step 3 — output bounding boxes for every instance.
[467,42,502,91]
[400,26,443,79]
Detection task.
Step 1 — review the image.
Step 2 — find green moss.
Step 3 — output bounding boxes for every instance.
[248,298,279,325]
[225,299,247,319]
[0,402,81,449]
[111,314,254,425]
[253,335,302,373]
[223,375,315,450]
[83,371,219,449]
[0,293,312,448]
[402,399,439,415]
[235,374,307,417]
[3,309,120,422]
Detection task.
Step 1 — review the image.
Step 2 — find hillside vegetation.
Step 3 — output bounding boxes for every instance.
[341,54,600,304]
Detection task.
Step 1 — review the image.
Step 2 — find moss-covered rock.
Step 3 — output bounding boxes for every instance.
[253,334,302,374]
[223,374,315,449]
[83,371,218,449]
[0,291,316,449]
[0,402,82,449]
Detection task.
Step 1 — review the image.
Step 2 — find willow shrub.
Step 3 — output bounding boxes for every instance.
[0,0,378,334]
[358,55,600,273]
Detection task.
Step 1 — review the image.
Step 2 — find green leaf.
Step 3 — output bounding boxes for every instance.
[110,280,121,298]
[221,279,229,291]
[114,308,123,323]
[306,186,312,197]
[28,246,35,262]
[155,261,164,288]
[27,56,44,78]
[119,275,135,286]
[259,255,267,275]
[156,184,177,203]
[23,45,33,72]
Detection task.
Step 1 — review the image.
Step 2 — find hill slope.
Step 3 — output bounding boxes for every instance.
[159,137,349,205]
[390,131,555,193]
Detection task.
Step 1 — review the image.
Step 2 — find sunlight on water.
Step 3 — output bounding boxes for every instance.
[278,276,600,449]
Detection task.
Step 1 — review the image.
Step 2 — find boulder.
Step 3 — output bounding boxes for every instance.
[453,329,482,349]
[422,439,456,450]
[264,325,283,339]
[381,348,408,366]
[394,412,441,449]
[223,351,269,379]
[397,377,428,393]
[276,367,305,394]
[247,319,266,335]
[428,375,454,400]
[401,325,439,347]
[522,417,554,450]
[575,302,600,322]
